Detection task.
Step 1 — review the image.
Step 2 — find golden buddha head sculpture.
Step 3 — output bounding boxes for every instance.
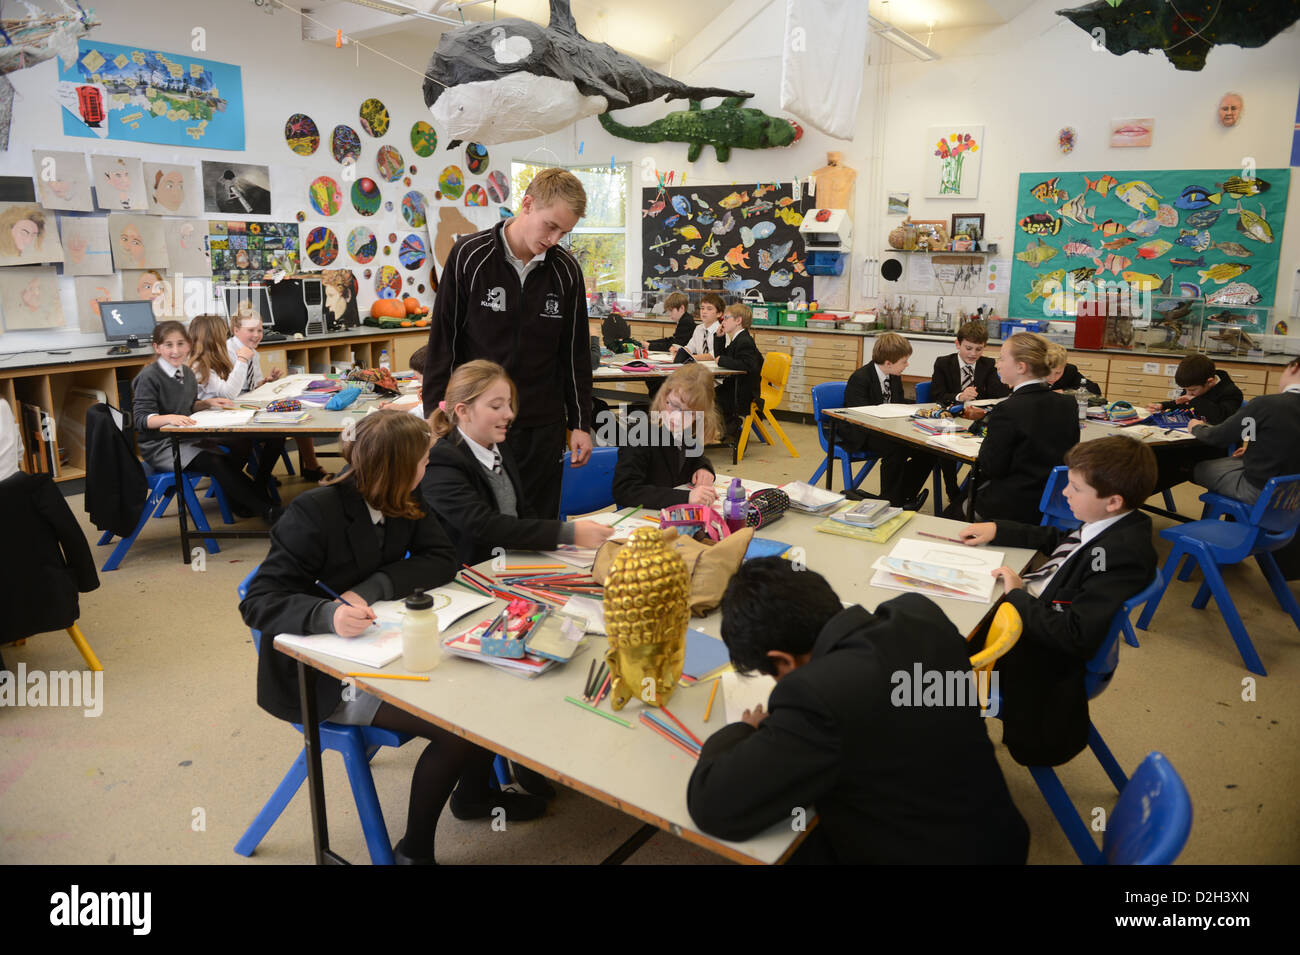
[603,527,691,711]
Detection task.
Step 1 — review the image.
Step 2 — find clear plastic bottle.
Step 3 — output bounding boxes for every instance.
[401,589,441,672]
[1076,381,1089,422]
[378,348,390,370]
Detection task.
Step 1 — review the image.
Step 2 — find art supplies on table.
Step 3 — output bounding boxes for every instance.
[560,594,606,634]
[910,417,967,436]
[683,628,732,683]
[721,669,776,725]
[243,374,321,401]
[868,537,1004,603]
[442,620,554,677]
[541,544,601,570]
[585,508,640,540]
[925,432,984,456]
[780,480,845,514]
[181,408,256,427]
[524,612,588,663]
[709,475,778,495]
[478,598,549,658]
[815,503,915,543]
[836,498,896,527]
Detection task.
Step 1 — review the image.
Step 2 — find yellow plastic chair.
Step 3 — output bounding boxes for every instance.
[67,624,103,671]
[969,603,1021,709]
[735,352,800,464]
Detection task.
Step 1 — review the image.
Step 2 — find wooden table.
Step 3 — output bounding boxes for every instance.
[273,503,1038,865]
[592,357,741,402]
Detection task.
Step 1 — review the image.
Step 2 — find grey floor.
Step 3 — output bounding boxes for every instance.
[3,420,1297,865]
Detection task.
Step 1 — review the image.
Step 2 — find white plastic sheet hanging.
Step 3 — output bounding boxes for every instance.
[779,0,870,141]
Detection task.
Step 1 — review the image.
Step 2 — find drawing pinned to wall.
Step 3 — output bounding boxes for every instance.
[347,226,377,264]
[31,150,94,211]
[1110,118,1154,147]
[465,143,489,174]
[464,184,488,207]
[376,146,404,183]
[305,226,339,266]
[0,204,65,267]
[89,155,147,210]
[162,218,211,277]
[58,40,245,150]
[351,178,382,216]
[400,191,427,228]
[925,127,982,198]
[374,264,401,297]
[0,267,64,330]
[284,113,320,155]
[887,192,909,216]
[434,206,477,266]
[201,161,270,215]
[73,274,123,334]
[410,121,437,157]
[1217,93,1243,127]
[122,269,174,317]
[143,162,200,216]
[359,98,390,137]
[1058,127,1077,154]
[331,125,361,163]
[399,234,428,270]
[308,175,342,216]
[439,165,465,200]
[58,216,113,276]
[486,170,510,203]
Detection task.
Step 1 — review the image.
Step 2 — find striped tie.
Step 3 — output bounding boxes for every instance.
[246,362,255,391]
[883,378,891,402]
[961,363,974,391]
[1022,529,1083,593]
[174,369,183,383]
[491,450,503,475]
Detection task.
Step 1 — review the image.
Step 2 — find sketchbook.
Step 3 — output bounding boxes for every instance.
[179,409,256,428]
[869,538,1004,604]
[842,403,918,419]
[721,670,776,725]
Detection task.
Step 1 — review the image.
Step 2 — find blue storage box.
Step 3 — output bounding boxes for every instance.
[807,251,847,276]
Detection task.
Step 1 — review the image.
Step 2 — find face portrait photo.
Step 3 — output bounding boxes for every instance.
[0,203,65,266]
[107,213,169,270]
[1218,92,1244,127]
[31,150,95,212]
[144,162,201,216]
[0,267,64,331]
[123,268,175,317]
[90,155,148,211]
[162,217,212,277]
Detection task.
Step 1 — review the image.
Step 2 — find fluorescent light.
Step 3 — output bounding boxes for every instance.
[344,0,460,24]
[868,14,939,61]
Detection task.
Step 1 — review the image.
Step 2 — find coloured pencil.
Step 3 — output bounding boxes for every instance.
[586,662,606,700]
[594,673,612,705]
[658,705,705,748]
[565,695,632,728]
[639,714,700,758]
[345,672,429,681]
[916,530,966,544]
[642,710,699,751]
[583,659,596,697]
[504,564,566,570]
[704,678,719,722]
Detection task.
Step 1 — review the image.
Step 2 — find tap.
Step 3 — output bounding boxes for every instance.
[935,296,944,324]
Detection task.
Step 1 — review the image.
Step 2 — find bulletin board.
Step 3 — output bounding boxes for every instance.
[640,184,812,304]
[1009,167,1289,319]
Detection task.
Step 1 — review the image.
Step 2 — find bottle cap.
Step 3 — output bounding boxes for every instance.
[405,589,434,610]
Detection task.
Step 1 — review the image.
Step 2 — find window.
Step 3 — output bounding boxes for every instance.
[510,161,628,293]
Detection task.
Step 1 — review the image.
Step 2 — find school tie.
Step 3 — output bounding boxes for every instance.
[961,363,974,391]
[174,369,183,383]
[882,378,891,402]
[491,450,503,475]
[1022,529,1083,595]
[246,362,255,391]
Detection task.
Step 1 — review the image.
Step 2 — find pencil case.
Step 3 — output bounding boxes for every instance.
[480,630,528,658]
[325,387,361,410]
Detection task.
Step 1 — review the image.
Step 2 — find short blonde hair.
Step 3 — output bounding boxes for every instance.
[872,332,912,364]
[524,168,587,218]
[1044,342,1068,371]
[724,302,752,329]
[1003,332,1052,378]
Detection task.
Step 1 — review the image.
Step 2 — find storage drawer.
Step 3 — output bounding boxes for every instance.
[801,356,859,374]
[1068,355,1108,373]
[1214,364,1268,385]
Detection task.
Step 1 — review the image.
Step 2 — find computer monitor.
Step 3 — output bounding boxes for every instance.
[219,285,275,330]
[98,300,157,344]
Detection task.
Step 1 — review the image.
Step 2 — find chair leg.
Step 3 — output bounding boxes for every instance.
[180,477,221,555]
[808,458,829,485]
[931,464,943,516]
[66,624,103,672]
[1136,549,1181,630]
[96,529,114,546]
[735,413,755,463]
[1087,723,1128,792]
[849,457,876,491]
[1196,557,1267,675]
[234,750,309,857]
[1027,765,1104,865]
[1121,619,1141,649]
[1161,488,1177,513]
[761,409,799,458]
[750,420,770,445]
[493,755,512,788]
[338,733,396,865]
[197,475,234,525]
[101,487,168,572]
[1256,551,1300,630]
[1176,554,1199,583]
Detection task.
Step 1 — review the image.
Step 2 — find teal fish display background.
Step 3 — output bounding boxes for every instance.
[1010,168,1289,319]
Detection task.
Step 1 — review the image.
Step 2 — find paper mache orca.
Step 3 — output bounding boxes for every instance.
[422,0,751,146]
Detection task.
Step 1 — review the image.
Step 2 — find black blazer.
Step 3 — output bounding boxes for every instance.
[715,329,762,416]
[240,480,458,724]
[838,362,906,454]
[420,431,564,567]
[1048,364,1102,396]
[1159,369,1244,424]
[992,511,1157,767]
[646,314,696,352]
[687,595,1029,864]
[0,472,99,643]
[612,421,715,510]
[84,403,148,538]
[976,384,1080,524]
[930,354,1009,407]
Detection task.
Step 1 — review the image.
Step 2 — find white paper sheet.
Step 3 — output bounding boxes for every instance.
[842,403,918,419]
[869,538,1004,603]
[244,374,323,401]
[561,595,607,635]
[721,670,776,725]
[181,409,255,427]
[925,433,983,457]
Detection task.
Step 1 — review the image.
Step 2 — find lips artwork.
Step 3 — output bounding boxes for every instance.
[1109,119,1154,148]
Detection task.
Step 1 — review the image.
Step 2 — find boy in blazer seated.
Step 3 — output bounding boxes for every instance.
[714,302,763,439]
[930,320,1010,501]
[841,332,933,510]
[642,291,695,353]
[1044,343,1102,397]
[1146,354,1243,423]
[958,436,1159,767]
[686,558,1030,865]
[670,292,724,362]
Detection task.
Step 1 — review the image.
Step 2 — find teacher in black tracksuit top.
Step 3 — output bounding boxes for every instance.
[422,169,594,521]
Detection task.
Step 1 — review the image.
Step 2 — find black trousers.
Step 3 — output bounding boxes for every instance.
[186,450,271,517]
[503,420,568,519]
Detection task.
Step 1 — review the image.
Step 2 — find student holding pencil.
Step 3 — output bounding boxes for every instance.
[420,360,613,567]
[241,411,547,864]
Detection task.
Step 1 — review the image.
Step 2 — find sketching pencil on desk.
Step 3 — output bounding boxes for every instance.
[704,678,719,722]
[594,673,611,705]
[583,659,595,699]
[658,705,705,748]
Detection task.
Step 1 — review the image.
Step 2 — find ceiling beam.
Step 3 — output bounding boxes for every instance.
[673,0,779,75]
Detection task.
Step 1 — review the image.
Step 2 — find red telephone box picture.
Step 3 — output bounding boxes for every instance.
[76,86,105,127]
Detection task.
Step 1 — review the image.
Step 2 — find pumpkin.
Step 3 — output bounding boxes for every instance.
[403,296,422,315]
[371,299,406,319]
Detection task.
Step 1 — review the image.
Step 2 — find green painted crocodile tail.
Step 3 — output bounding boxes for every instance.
[598,110,661,143]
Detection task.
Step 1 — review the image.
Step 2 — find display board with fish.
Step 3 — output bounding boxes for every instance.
[1010,168,1289,319]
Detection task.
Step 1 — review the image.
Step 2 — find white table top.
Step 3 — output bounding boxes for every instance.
[274,505,1037,864]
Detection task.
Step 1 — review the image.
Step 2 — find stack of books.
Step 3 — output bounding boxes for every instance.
[779,480,845,514]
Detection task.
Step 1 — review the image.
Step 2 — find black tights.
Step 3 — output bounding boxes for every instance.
[370,702,496,859]
[186,449,271,518]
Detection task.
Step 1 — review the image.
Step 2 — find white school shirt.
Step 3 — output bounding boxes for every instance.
[685,321,719,355]
[227,337,264,394]
[457,427,499,471]
[0,400,23,480]
[195,356,251,401]
[1026,512,1126,598]
[1013,378,1046,392]
[501,225,547,284]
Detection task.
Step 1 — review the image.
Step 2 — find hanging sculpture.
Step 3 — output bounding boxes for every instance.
[0,0,99,149]
[421,0,751,146]
[599,97,802,163]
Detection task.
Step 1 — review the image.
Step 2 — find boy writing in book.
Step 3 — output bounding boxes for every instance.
[929,320,1009,502]
[686,558,1029,864]
[957,436,1158,766]
[1145,354,1243,422]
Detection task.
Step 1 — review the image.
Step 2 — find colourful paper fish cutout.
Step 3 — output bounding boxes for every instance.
[1059,193,1096,224]
[1206,282,1261,306]
[701,260,730,278]
[1085,174,1118,196]
[1092,253,1132,276]
[1212,241,1253,257]
[1227,201,1272,243]
[1168,256,1206,270]
[1026,269,1066,304]
[1092,219,1124,237]
[1174,185,1221,210]
[712,211,736,235]
[718,191,748,209]
[768,268,793,287]
[1217,176,1270,197]
[1115,180,1160,215]
[1175,229,1212,252]
[1016,238,1058,267]
[674,225,701,240]
[1197,262,1251,285]
[1184,208,1221,228]
[752,221,777,241]
[1019,213,1062,236]
[643,199,665,217]
[1032,177,1068,203]
[725,244,750,267]
[1136,239,1172,260]
[774,208,803,227]
[1102,236,1135,250]
[1063,238,1100,257]
[1155,205,1179,227]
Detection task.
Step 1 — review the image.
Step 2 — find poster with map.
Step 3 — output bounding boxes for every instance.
[57,40,245,150]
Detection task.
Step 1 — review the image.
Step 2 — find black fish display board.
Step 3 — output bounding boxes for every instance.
[640,183,812,305]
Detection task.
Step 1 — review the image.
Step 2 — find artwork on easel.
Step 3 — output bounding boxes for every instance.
[32,150,94,211]
[59,216,114,276]
[0,203,65,266]
[0,267,65,330]
[925,127,982,198]
[143,162,201,215]
[89,155,148,210]
[74,274,124,333]
[107,213,169,270]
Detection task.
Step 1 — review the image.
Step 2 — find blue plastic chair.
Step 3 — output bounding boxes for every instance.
[1007,570,1164,862]
[233,565,411,865]
[807,382,878,491]
[1037,465,1084,532]
[1136,473,1300,675]
[914,380,933,404]
[96,466,225,571]
[559,446,619,520]
[1102,752,1193,865]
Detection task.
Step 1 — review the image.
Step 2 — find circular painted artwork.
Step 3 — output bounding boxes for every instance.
[399,233,428,270]
[359,98,390,137]
[347,226,377,264]
[499,206,513,219]
[330,125,361,163]
[284,113,319,155]
[351,177,382,216]
[410,121,437,157]
[438,165,465,200]
[485,170,510,203]
[308,176,342,216]
[363,268,372,279]
[465,142,489,174]
[375,265,401,297]
[401,190,427,227]
[305,226,339,266]
[403,177,412,187]
[464,184,488,207]
[376,145,404,183]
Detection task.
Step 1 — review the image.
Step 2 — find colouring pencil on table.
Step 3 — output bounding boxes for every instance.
[639,714,700,758]
[594,673,611,705]
[658,705,705,748]
[643,711,701,752]
[565,696,632,728]
[916,530,966,544]
[346,672,430,681]
[704,677,719,722]
[583,659,595,697]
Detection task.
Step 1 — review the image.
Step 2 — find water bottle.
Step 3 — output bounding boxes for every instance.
[379,348,390,370]
[401,589,442,672]
[1076,381,1089,422]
